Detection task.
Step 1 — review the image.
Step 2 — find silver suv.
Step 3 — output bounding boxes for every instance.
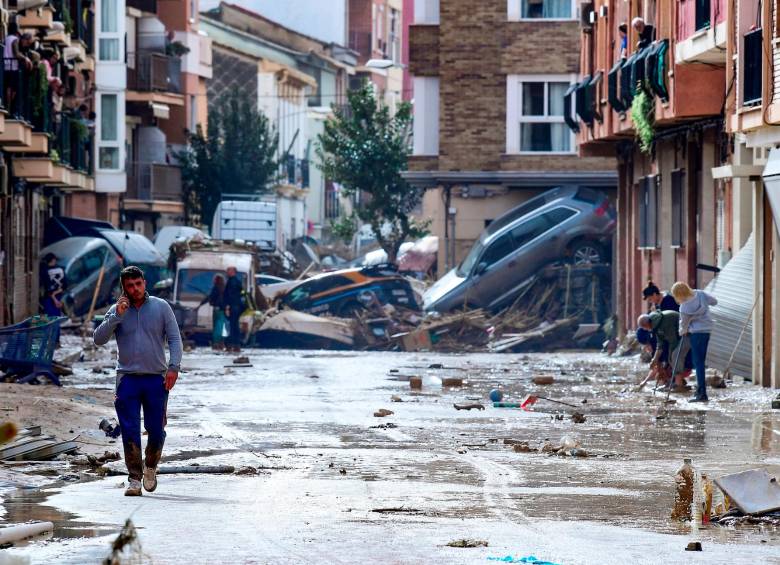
[423,186,616,313]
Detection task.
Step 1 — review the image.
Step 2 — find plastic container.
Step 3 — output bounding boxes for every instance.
[672,458,695,521]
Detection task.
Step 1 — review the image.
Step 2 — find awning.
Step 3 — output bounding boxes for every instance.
[705,234,754,379]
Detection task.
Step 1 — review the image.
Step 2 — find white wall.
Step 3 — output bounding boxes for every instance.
[412,76,439,156]
[95,0,127,193]
[201,0,347,45]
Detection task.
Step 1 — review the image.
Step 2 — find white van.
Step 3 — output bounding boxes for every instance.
[211,201,277,251]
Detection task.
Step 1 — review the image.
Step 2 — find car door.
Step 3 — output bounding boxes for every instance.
[506,207,579,292]
[470,231,516,308]
[82,246,109,311]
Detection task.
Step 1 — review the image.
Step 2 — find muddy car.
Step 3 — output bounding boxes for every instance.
[278,265,420,317]
[424,186,616,313]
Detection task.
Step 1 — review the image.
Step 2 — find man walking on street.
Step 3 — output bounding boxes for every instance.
[94,266,182,496]
[224,266,244,353]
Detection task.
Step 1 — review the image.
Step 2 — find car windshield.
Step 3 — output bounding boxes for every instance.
[457,234,488,277]
[176,269,245,302]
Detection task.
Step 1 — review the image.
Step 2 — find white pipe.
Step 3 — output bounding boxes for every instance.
[0,522,54,545]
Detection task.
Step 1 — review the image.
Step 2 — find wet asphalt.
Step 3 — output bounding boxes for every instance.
[2,348,780,564]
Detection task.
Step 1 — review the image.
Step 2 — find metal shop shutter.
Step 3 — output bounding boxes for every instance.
[705,234,754,379]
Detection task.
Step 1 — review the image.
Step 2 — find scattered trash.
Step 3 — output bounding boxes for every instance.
[86,451,121,467]
[58,473,80,482]
[409,377,422,390]
[157,465,236,475]
[0,521,54,545]
[685,541,702,551]
[446,538,488,548]
[571,412,586,424]
[772,394,780,410]
[390,395,403,402]
[233,356,250,364]
[0,428,79,462]
[519,395,579,410]
[487,556,561,564]
[99,418,122,439]
[442,377,463,387]
[512,442,537,453]
[370,423,398,429]
[234,466,259,475]
[339,468,347,475]
[374,409,394,417]
[428,363,444,369]
[489,389,504,402]
[532,375,555,385]
[454,403,485,411]
[370,506,422,514]
[103,519,144,565]
[0,421,18,445]
[715,469,780,515]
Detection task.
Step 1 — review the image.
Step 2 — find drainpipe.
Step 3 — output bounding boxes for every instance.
[443,184,452,271]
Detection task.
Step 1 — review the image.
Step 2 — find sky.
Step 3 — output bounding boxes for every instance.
[200,0,348,46]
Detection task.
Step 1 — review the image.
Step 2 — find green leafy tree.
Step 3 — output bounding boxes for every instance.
[317,84,428,263]
[178,93,279,228]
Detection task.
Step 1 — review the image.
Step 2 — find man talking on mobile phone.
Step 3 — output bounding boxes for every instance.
[94,266,182,496]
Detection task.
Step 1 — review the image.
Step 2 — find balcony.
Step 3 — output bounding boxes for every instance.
[675,0,727,65]
[282,156,310,189]
[126,162,183,202]
[348,31,372,60]
[55,116,94,174]
[127,52,181,93]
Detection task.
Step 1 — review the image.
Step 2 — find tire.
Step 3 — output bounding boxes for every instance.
[569,241,604,265]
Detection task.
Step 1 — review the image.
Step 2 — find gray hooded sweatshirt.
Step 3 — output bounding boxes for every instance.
[679,290,718,334]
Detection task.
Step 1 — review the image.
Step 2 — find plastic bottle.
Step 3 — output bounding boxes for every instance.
[701,473,713,524]
[691,468,704,535]
[672,458,695,521]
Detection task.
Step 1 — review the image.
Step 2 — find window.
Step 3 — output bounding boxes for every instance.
[99,0,120,61]
[481,233,515,268]
[389,9,401,65]
[98,94,121,170]
[412,77,439,156]
[518,80,573,153]
[509,0,574,20]
[695,0,711,31]
[638,175,659,248]
[671,169,685,247]
[743,28,762,105]
[544,207,577,225]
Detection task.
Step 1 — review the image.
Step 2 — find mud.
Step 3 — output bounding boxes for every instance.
[2,344,780,564]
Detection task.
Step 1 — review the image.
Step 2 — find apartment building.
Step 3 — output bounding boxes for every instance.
[405,0,616,275]
[200,2,356,245]
[728,0,780,389]
[121,0,212,236]
[348,0,404,111]
[1,1,99,324]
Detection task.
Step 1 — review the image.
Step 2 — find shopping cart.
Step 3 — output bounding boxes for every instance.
[0,317,66,385]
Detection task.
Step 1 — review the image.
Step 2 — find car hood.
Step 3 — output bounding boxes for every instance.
[423,268,467,310]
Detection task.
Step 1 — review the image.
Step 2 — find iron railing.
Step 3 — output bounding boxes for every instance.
[127,52,181,93]
[126,162,182,201]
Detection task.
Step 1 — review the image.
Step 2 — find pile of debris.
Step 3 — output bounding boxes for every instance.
[0,426,78,462]
[353,263,610,353]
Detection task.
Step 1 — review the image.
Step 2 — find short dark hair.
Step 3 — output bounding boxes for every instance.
[642,282,660,299]
[120,266,145,282]
[43,253,57,263]
[619,23,628,33]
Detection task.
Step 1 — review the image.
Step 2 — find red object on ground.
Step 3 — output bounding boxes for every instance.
[520,395,539,410]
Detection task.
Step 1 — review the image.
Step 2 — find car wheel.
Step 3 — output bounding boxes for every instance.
[570,242,604,265]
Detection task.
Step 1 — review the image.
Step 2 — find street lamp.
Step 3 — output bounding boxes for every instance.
[365,59,395,69]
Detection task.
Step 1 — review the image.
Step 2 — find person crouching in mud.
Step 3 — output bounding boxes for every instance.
[94,266,182,496]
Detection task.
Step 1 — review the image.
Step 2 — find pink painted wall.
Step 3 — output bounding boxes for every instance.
[677,0,727,40]
[402,0,413,102]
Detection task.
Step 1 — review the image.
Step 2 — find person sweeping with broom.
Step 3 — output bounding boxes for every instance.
[672,282,718,403]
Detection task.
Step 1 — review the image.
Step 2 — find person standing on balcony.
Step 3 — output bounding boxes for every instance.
[618,23,628,59]
[223,266,245,353]
[4,27,34,114]
[672,282,718,403]
[93,266,182,496]
[632,17,655,49]
[41,50,62,89]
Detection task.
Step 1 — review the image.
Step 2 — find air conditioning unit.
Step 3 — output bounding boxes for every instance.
[600,5,608,18]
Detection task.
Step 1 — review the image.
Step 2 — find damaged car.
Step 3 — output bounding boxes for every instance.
[278,265,420,317]
[424,186,616,313]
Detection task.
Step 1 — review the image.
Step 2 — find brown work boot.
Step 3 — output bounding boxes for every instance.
[143,466,158,492]
[124,479,142,496]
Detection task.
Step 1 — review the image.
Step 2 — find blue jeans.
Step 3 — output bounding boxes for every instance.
[115,374,169,481]
[689,333,711,398]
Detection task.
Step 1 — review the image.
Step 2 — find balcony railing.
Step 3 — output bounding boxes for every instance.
[127,52,181,93]
[283,156,310,188]
[324,181,341,220]
[126,162,183,202]
[348,31,372,58]
[743,28,762,105]
[55,115,94,174]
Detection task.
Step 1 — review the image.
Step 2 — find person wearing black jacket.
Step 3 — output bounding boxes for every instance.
[632,17,655,49]
[223,266,244,353]
[200,274,227,350]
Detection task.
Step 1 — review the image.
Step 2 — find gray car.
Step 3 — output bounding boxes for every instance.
[423,186,616,313]
[39,237,122,317]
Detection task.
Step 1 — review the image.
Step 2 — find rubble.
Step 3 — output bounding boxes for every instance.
[446,539,488,548]
[453,403,485,411]
[373,409,394,417]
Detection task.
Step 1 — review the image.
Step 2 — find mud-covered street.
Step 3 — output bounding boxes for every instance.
[2,344,780,564]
